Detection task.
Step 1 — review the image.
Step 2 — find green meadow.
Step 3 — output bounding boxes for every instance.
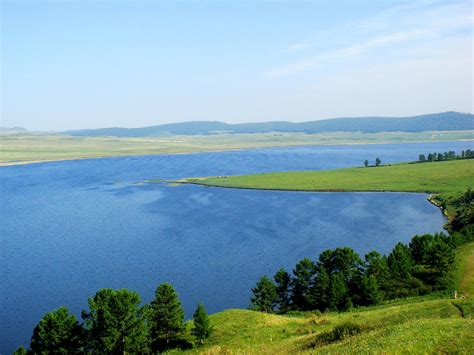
[182,159,473,200]
[1,130,473,166]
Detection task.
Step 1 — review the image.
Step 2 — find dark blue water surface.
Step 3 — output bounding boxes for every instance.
[1,141,473,352]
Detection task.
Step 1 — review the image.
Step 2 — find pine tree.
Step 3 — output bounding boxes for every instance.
[375,157,381,166]
[30,306,83,354]
[329,273,349,311]
[310,266,330,311]
[388,243,413,280]
[251,276,277,313]
[364,160,369,167]
[360,275,381,306]
[192,303,212,344]
[82,288,149,354]
[150,282,185,352]
[291,258,316,310]
[274,268,291,312]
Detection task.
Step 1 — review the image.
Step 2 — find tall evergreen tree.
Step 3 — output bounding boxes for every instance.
[310,266,330,311]
[192,303,212,344]
[360,275,381,306]
[329,273,349,311]
[82,288,149,354]
[251,276,277,313]
[388,243,413,280]
[375,157,381,166]
[274,268,291,312]
[364,159,369,167]
[149,282,185,352]
[30,306,83,354]
[291,258,316,310]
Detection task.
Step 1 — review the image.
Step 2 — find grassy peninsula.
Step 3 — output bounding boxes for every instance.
[178,159,473,199]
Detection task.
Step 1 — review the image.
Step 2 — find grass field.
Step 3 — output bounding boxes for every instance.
[180,159,474,200]
[1,130,473,166]
[173,243,474,354]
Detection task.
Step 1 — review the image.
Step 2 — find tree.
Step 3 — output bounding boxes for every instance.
[192,303,212,344]
[359,275,381,306]
[251,276,277,313]
[317,247,362,284]
[409,234,434,264]
[30,306,83,354]
[82,288,149,354]
[419,154,426,162]
[309,266,330,311]
[274,268,291,312]
[329,273,349,311]
[13,346,27,355]
[291,258,316,310]
[375,157,381,166]
[388,243,413,280]
[364,160,369,167]
[149,282,185,351]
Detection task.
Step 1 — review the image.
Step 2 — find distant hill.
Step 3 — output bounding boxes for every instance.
[66,111,473,137]
[0,127,28,134]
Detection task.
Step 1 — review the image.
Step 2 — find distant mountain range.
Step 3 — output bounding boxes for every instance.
[62,111,470,137]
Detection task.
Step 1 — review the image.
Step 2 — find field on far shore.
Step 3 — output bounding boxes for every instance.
[179,159,474,200]
[1,130,473,166]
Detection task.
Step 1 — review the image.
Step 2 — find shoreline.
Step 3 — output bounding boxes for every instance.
[2,137,473,167]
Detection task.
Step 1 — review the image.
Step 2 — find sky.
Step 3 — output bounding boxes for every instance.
[1,0,473,131]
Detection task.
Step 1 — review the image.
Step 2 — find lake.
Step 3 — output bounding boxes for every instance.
[1,141,472,352]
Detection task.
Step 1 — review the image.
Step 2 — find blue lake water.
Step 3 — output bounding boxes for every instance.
[1,141,473,352]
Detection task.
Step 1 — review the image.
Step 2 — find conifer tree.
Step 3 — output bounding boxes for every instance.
[291,258,316,310]
[82,288,149,354]
[310,266,330,311]
[251,276,277,313]
[329,273,349,311]
[192,303,212,344]
[388,243,413,280]
[30,306,83,354]
[274,268,291,312]
[150,282,185,352]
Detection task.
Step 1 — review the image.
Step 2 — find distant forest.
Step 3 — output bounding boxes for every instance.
[66,111,473,137]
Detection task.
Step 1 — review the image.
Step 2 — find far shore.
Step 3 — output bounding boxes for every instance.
[1,133,473,167]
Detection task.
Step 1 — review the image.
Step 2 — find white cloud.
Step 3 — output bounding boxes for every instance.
[264,0,473,79]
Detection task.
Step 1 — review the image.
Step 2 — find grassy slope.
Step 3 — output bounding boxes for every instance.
[1,131,473,165]
[185,159,474,200]
[178,245,474,354]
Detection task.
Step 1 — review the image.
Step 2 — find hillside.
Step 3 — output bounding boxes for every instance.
[175,243,474,354]
[66,112,473,137]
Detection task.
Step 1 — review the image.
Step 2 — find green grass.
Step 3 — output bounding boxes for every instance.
[174,244,474,354]
[175,298,473,354]
[1,130,473,166]
[183,159,473,200]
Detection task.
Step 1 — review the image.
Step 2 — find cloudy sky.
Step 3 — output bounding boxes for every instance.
[1,0,473,130]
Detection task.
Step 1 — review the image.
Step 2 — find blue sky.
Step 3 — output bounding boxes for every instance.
[1,0,473,130]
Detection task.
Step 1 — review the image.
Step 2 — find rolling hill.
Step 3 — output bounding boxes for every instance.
[66,111,473,137]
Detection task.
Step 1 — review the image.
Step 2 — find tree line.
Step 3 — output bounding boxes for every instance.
[15,283,211,354]
[418,149,474,163]
[251,189,474,314]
